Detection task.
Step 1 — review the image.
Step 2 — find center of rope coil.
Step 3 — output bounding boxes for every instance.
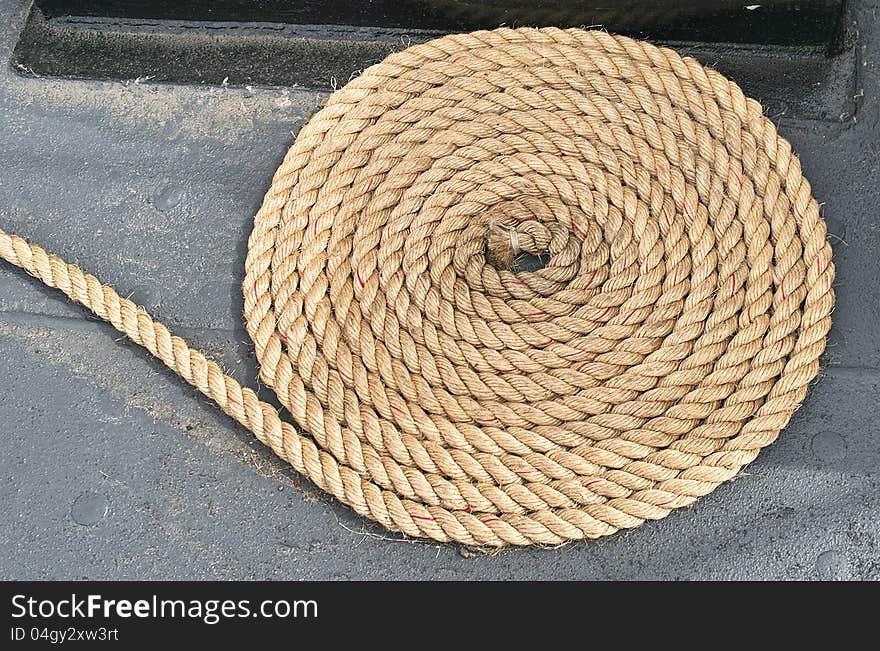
[485,202,567,273]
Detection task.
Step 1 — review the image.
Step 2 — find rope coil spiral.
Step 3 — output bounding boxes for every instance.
[0,27,835,547]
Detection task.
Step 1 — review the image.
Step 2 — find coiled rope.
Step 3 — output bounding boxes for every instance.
[1,28,835,547]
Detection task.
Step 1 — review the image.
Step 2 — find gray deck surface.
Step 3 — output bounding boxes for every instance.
[1,0,878,580]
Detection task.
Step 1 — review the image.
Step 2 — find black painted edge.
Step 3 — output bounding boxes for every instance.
[32,0,848,49]
[11,5,859,122]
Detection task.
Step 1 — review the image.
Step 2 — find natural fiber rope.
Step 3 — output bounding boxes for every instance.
[1,27,835,547]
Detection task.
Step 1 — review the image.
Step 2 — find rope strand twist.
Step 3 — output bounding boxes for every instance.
[1,27,835,546]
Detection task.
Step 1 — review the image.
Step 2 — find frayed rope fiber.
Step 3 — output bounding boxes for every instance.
[0,28,835,546]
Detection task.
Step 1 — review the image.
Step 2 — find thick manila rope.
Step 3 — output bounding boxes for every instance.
[0,27,835,547]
